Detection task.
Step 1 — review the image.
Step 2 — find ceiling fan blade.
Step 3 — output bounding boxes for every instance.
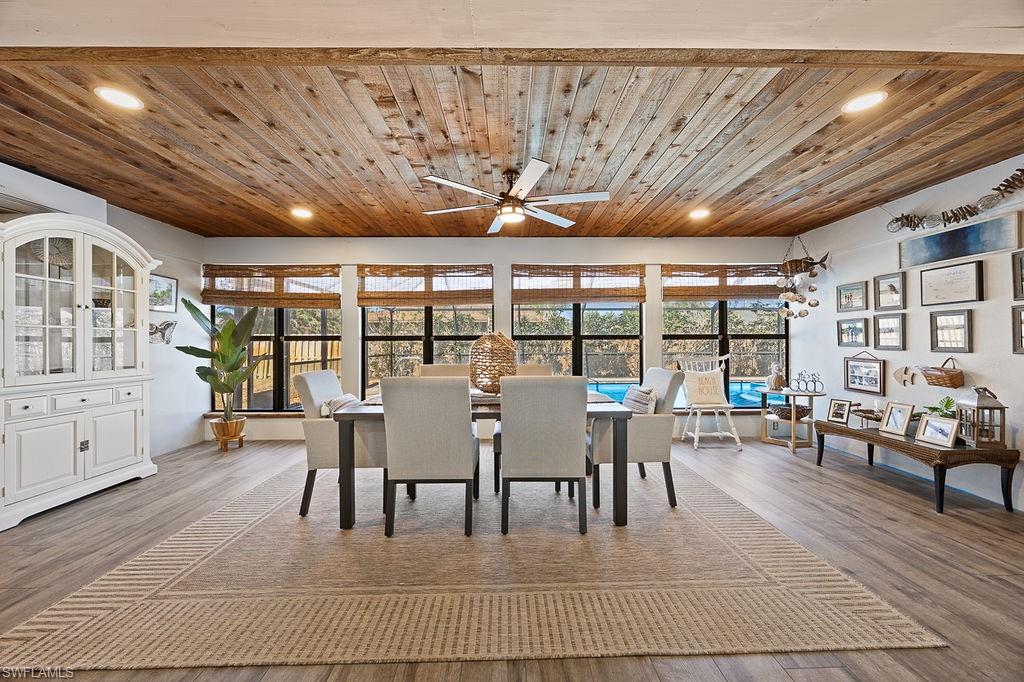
[526,191,610,206]
[487,215,504,235]
[424,175,500,200]
[509,159,550,199]
[525,206,574,229]
[423,203,493,216]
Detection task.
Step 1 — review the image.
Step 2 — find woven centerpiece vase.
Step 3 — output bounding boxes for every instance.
[469,332,517,394]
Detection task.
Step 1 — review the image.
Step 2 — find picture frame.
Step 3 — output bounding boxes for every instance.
[827,398,852,424]
[915,414,959,448]
[899,213,1020,268]
[844,355,886,396]
[1013,250,1024,300]
[837,318,869,347]
[873,271,906,311]
[873,313,906,351]
[149,274,179,313]
[879,401,914,436]
[836,281,869,312]
[929,309,973,353]
[1012,305,1024,355]
[920,260,983,306]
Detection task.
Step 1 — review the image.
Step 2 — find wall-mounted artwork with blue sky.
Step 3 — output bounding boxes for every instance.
[899,214,1020,268]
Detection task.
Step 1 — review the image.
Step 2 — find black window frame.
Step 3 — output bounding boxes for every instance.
[209,305,342,412]
[662,299,789,408]
[511,302,644,380]
[360,304,495,398]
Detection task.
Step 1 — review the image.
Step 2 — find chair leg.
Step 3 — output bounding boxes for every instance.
[568,479,575,499]
[493,451,501,494]
[725,409,743,450]
[592,462,600,509]
[714,409,724,439]
[382,468,388,514]
[682,409,694,445]
[384,480,397,537]
[407,483,416,500]
[662,461,677,507]
[694,410,703,450]
[586,458,593,476]
[555,481,561,493]
[501,479,510,535]
[464,480,474,536]
[638,463,647,478]
[578,476,588,535]
[299,469,317,517]
[473,460,480,500]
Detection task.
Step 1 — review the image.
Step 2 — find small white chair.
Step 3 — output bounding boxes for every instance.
[380,377,480,536]
[499,376,589,535]
[677,355,742,450]
[589,367,684,508]
[294,370,388,517]
[492,364,552,494]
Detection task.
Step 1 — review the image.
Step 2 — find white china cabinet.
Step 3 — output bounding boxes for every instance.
[0,214,159,530]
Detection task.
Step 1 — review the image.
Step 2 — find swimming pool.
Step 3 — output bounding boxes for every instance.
[587,380,784,409]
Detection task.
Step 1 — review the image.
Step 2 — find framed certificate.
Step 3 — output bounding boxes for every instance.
[920,261,983,306]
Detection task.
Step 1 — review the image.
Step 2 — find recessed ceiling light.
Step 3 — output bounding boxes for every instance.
[290,207,314,219]
[689,208,711,220]
[93,86,144,110]
[842,91,888,114]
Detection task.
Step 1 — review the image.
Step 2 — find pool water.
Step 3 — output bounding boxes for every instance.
[587,380,784,409]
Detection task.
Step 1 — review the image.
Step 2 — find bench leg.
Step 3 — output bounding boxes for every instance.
[816,432,825,466]
[934,465,947,514]
[867,443,875,467]
[1002,466,1015,512]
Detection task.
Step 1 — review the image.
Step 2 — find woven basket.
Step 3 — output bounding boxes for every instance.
[916,357,965,388]
[768,404,812,421]
[469,332,517,394]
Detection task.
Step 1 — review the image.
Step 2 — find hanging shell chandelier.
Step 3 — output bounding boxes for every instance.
[775,235,824,320]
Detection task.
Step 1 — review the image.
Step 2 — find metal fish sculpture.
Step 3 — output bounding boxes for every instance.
[779,252,829,278]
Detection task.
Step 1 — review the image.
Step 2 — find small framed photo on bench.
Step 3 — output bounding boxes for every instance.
[915,415,959,448]
[827,398,852,425]
[879,401,914,436]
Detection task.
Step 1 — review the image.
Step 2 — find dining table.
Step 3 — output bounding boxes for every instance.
[333,398,633,529]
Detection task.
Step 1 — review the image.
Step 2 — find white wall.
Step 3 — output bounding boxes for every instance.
[796,152,1024,508]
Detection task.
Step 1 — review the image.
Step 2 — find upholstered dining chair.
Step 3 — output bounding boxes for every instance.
[677,355,742,450]
[417,363,470,377]
[380,377,481,537]
[499,375,589,535]
[294,370,388,517]
[589,367,684,508]
[491,364,553,494]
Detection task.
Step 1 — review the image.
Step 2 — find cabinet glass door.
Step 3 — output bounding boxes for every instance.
[89,242,138,374]
[12,236,77,380]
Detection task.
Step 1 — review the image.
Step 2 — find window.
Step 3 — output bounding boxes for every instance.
[211,307,342,411]
[361,305,493,397]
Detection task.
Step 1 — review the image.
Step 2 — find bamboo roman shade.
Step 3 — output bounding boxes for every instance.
[201,264,341,308]
[662,264,781,301]
[357,264,493,307]
[511,264,646,304]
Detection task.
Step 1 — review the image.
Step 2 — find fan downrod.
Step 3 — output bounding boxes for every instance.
[502,169,519,193]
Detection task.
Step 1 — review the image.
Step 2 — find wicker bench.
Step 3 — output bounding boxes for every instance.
[814,420,1019,513]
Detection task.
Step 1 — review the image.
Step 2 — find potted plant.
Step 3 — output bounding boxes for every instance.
[926,395,957,419]
[175,299,268,444]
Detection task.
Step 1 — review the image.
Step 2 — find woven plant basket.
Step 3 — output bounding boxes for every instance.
[916,357,965,388]
[768,404,813,421]
[469,332,517,394]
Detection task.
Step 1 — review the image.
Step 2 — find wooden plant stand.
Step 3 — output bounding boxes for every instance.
[814,420,1019,513]
[215,433,245,452]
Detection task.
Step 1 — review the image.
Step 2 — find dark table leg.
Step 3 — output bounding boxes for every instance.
[867,443,875,466]
[1002,466,1015,512]
[339,421,356,529]
[933,464,947,514]
[613,416,628,527]
[816,431,825,466]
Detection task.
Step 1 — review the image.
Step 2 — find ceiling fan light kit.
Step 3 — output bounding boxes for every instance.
[422,158,610,235]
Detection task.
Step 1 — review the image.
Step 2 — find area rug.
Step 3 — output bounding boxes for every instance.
[0,451,943,669]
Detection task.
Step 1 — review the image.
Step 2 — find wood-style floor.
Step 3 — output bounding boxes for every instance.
[2,438,1022,681]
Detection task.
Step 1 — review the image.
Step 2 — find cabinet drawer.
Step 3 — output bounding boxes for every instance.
[51,389,113,413]
[5,396,48,421]
[115,385,143,403]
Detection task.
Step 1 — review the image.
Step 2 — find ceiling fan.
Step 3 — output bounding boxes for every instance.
[422,158,610,234]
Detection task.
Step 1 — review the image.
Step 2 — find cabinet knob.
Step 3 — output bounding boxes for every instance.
[22,405,31,410]
[80,398,89,403]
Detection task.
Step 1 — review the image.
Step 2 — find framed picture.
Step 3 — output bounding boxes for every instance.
[920,260,983,306]
[836,281,869,312]
[844,356,886,395]
[930,309,973,353]
[873,272,906,310]
[915,414,959,448]
[879,401,914,436]
[873,313,906,351]
[827,398,852,424]
[1013,250,1024,300]
[837,318,868,347]
[1012,305,1024,354]
[899,213,1020,268]
[149,274,179,313]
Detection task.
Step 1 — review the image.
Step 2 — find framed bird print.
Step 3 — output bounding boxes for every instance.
[873,272,906,311]
[149,274,179,313]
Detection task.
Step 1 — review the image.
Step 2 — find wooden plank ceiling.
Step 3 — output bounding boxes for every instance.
[1,61,1023,237]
